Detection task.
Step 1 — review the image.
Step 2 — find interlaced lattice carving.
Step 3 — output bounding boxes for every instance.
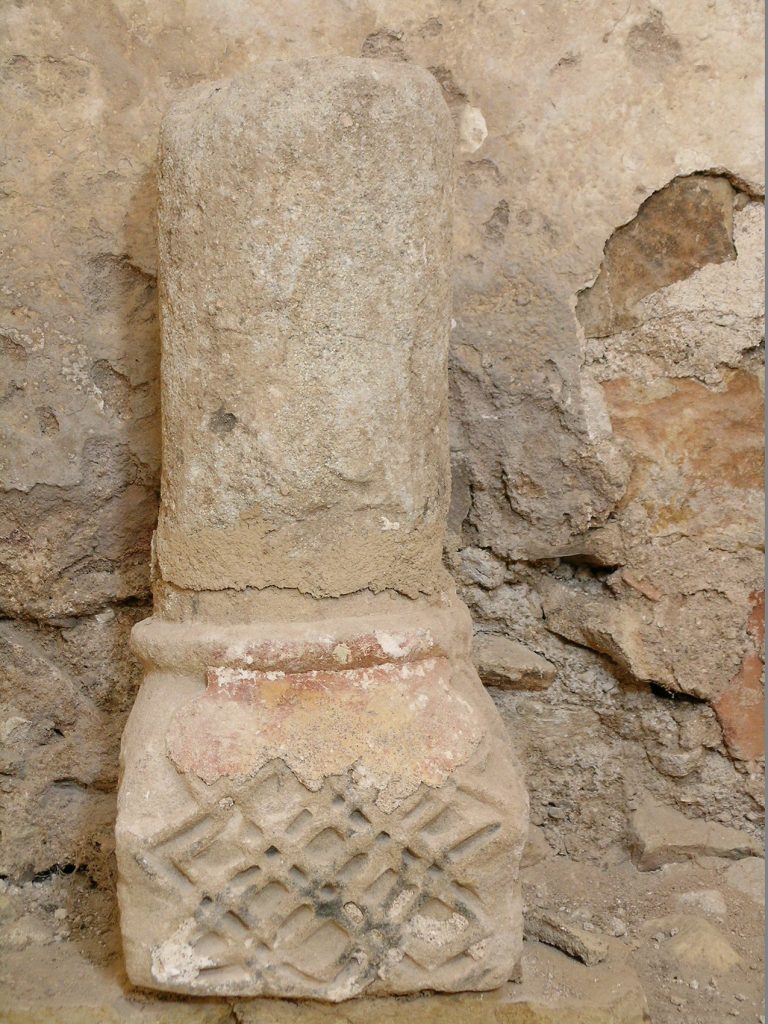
[140,759,504,994]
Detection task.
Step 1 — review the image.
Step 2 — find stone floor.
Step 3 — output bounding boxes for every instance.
[0,835,763,1024]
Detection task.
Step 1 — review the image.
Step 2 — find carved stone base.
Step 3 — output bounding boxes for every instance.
[116,601,528,999]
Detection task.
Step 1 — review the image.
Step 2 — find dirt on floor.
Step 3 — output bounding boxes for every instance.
[521,844,764,1023]
[0,839,763,1023]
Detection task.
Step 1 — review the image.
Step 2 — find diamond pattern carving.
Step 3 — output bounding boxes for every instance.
[141,758,506,995]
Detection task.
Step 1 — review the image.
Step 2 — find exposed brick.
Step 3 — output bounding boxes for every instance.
[714,647,765,762]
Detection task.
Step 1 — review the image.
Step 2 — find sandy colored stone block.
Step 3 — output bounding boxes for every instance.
[629,795,762,871]
[116,57,528,1001]
[642,914,740,973]
[154,57,452,600]
[540,581,668,691]
[458,548,507,590]
[724,857,765,904]
[525,912,608,966]
[474,634,556,691]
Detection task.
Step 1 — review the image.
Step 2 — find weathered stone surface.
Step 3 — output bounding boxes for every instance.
[629,796,762,871]
[539,353,764,705]
[713,653,765,762]
[713,590,765,761]
[520,825,553,869]
[676,889,727,918]
[525,911,608,966]
[584,195,764,387]
[3,0,762,615]
[723,857,765,904]
[536,374,765,704]
[0,607,147,881]
[642,914,741,972]
[116,58,527,1001]
[577,175,737,338]
[474,634,556,691]
[565,176,765,750]
[119,660,526,998]
[155,59,451,600]
[540,581,671,690]
[456,548,507,590]
[602,370,764,551]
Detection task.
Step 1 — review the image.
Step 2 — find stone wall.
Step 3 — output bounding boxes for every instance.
[1,0,763,894]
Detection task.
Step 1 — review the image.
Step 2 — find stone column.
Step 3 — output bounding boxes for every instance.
[116,57,528,1001]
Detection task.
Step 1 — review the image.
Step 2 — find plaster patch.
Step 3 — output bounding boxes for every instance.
[168,657,482,804]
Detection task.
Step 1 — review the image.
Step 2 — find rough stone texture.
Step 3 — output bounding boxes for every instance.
[713,589,765,761]
[8,816,768,1024]
[676,888,727,918]
[564,177,765,726]
[119,605,527,999]
[0,0,763,996]
[0,605,148,882]
[723,857,765,905]
[154,60,452,599]
[115,59,527,1000]
[628,795,762,871]
[525,912,608,966]
[576,175,737,338]
[474,634,557,690]
[641,914,741,973]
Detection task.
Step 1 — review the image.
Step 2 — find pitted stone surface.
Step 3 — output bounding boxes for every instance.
[154,58,453,599]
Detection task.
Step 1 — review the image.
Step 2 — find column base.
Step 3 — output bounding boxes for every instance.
[116,601,528,1000]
